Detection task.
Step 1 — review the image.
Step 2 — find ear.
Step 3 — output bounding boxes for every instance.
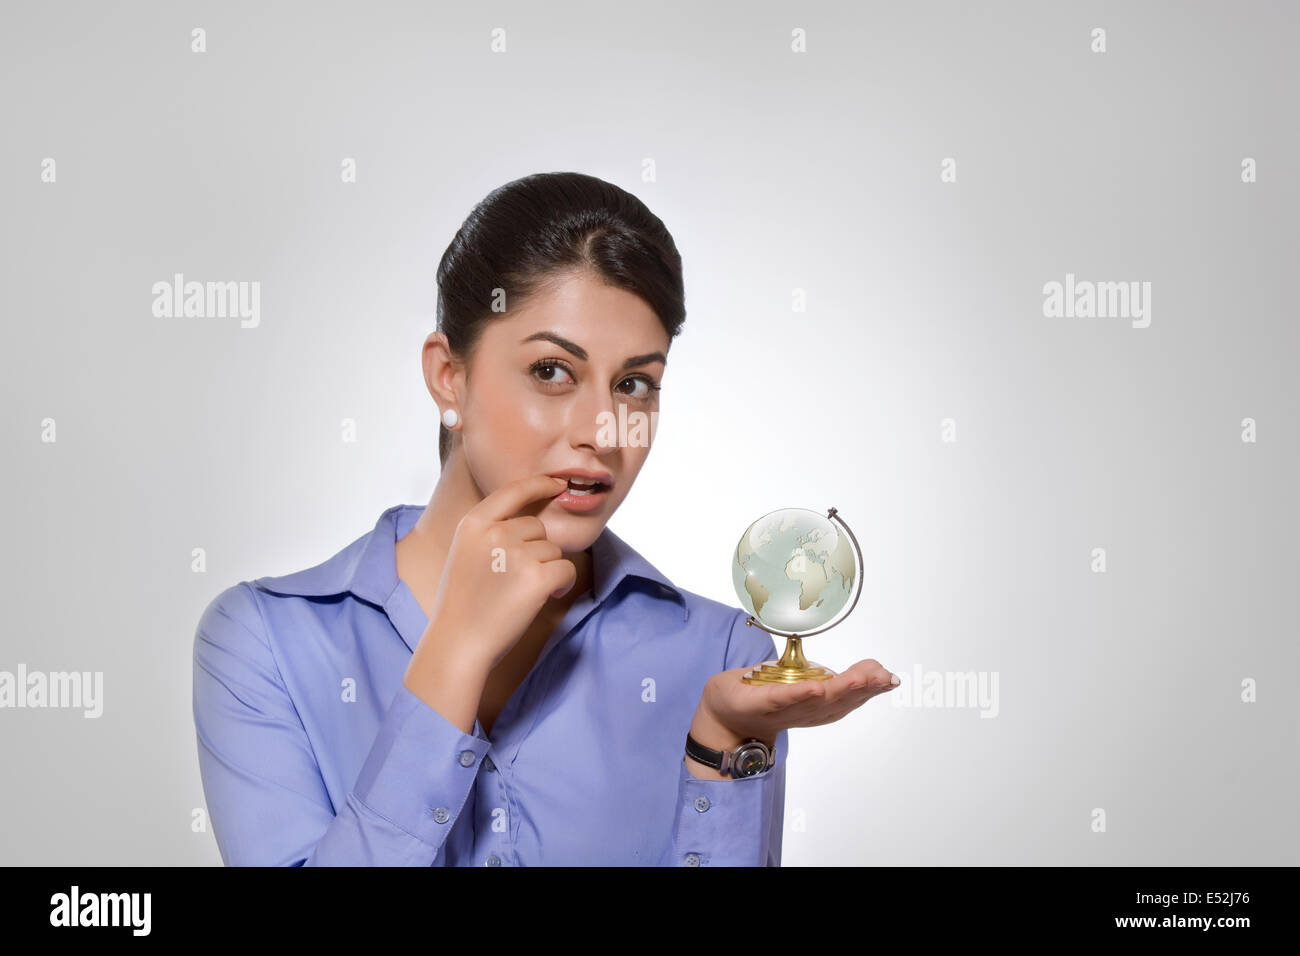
[423,331,464,407]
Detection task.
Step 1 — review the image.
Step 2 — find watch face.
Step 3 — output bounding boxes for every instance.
[733,743,770,777]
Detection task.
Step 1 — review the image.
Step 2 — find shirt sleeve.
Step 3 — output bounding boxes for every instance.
[658,609,788,867]
[192,582,491,866]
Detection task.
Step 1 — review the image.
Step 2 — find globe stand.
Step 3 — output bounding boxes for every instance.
[741,631,836,684]
[737,506,862,685]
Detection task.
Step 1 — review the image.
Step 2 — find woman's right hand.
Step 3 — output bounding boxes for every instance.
[417,473,577,675]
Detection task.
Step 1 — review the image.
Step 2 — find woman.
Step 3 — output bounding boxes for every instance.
[192,171,899,866]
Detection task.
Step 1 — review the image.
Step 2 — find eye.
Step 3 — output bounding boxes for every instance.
[530,360,576,388]
[616,375,662,402]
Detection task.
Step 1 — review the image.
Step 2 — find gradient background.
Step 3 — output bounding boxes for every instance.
[1,0,1295,865]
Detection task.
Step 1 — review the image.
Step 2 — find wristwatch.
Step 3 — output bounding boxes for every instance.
[685,733,775,778]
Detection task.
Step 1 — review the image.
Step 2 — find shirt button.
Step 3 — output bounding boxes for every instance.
[458,750,477,767]
[431,807,450,824]
[485,854,501,866]
[483,755,495,772]
[684,853,700,866]
[694,796,710,812]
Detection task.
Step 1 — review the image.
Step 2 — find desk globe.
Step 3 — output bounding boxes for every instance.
[731,506,863,684]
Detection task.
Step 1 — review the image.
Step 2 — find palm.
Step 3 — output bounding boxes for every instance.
[701,657,898,742]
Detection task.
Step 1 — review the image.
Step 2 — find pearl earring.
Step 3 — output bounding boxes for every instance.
[441,407,459,429]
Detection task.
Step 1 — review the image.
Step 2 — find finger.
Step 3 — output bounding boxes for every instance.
[843,659,897,692]
[539,556,578,599]
[476,474,569,523]
[517,537,564,566]
[817,662,894,705]
[500,514,549,542]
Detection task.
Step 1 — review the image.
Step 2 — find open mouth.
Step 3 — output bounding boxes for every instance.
[561,478,610,497]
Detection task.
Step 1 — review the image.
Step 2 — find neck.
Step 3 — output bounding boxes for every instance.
[396,452,595,620]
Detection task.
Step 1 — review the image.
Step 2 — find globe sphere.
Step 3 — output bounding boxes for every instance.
[732,507,859,634]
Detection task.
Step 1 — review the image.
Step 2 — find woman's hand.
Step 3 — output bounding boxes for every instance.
[692,657,899,753]
[414,473,576,675]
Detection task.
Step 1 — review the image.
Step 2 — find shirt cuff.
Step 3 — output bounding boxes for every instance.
[350,682,492,849]
[663,752,783,866]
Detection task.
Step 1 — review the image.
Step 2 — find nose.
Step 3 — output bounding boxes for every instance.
[566,382,623,455]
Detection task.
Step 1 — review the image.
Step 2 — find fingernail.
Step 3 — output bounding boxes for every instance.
[889,672,900,685]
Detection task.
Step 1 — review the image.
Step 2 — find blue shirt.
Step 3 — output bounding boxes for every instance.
[192,503,787,866]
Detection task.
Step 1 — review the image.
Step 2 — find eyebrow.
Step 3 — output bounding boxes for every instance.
[520,330,667,369]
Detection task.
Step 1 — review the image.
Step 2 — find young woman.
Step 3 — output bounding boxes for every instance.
[192,171,899,867]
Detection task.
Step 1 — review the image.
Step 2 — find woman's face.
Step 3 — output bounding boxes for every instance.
[449,270,669,552]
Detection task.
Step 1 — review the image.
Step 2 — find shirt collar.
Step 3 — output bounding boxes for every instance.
[252,504,689,621]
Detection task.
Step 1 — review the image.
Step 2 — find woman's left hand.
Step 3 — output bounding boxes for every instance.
[692,657,899,749]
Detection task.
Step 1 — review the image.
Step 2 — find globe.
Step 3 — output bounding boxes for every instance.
[732,507,859,635]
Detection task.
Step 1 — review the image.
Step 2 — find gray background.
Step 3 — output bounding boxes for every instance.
[1,0,1295,865]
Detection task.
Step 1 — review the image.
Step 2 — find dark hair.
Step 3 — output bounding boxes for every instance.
[434,171,686,468]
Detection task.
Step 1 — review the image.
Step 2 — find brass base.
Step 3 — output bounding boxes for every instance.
[741,635,836,684]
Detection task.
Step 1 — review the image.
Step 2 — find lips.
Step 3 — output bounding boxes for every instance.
[548,468,614,491]
[552,482,610,513]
